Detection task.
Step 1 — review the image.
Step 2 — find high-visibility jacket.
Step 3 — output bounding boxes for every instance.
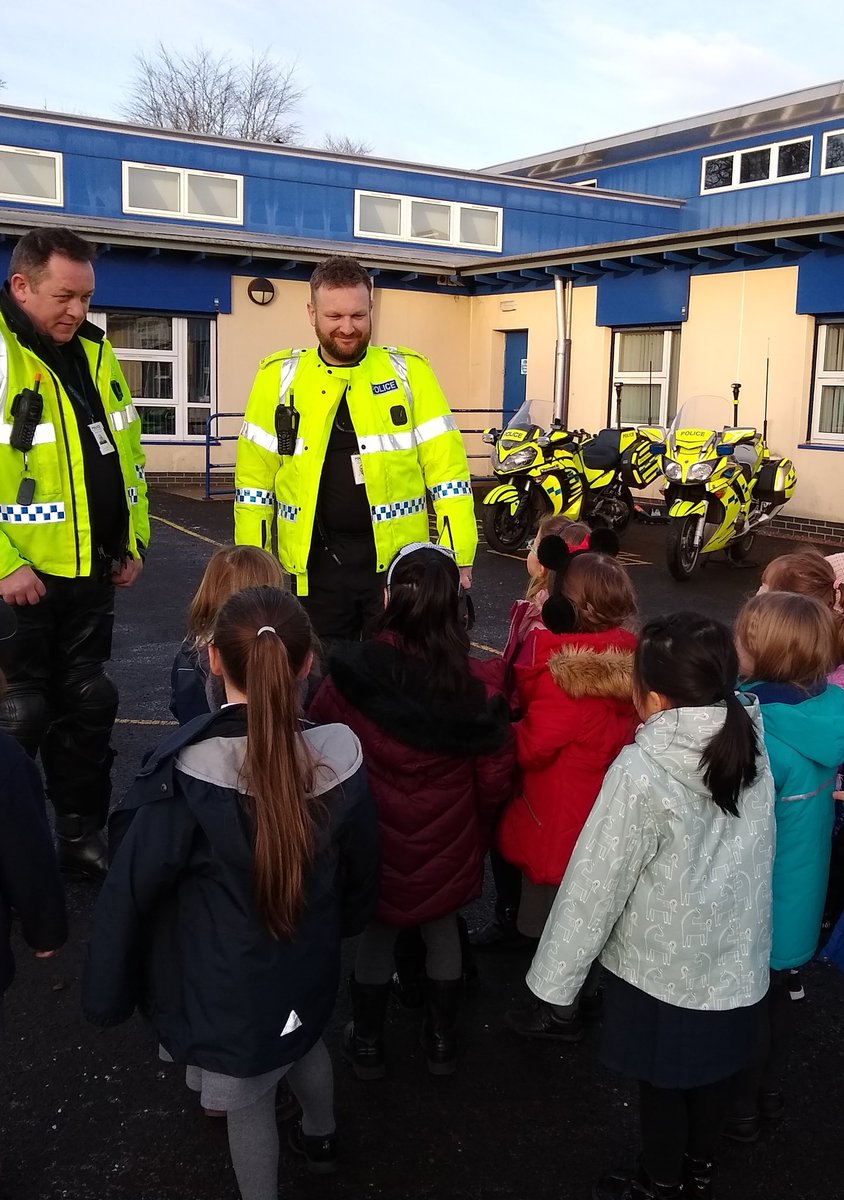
[234,346,477,594]
[0,314,149,579]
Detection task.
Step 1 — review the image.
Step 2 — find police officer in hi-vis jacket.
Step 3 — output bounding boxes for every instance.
[0,228,149,880]
[234,256,476,641]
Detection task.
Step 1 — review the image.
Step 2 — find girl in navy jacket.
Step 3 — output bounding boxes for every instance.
[84,587,378,1197]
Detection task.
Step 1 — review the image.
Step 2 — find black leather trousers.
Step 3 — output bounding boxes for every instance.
[0,572,118,831]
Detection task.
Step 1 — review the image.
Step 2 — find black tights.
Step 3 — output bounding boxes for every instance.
[639,1077,732,1186]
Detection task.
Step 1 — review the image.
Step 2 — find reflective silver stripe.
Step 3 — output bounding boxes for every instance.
[386,349,414,410]
[110,403,140,432]
[358,431,414,454]
[414,415,457,445]
[240,420,277,453]
[0,422,57,446]
[0,501,65,523]
[0,337,6,409]
[277,351,302,402]
[780,777,836,803]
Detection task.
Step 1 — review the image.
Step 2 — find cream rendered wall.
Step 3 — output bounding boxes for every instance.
[678,267,841,521]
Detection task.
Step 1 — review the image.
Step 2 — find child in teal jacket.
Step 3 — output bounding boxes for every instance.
[730,590,844,1140]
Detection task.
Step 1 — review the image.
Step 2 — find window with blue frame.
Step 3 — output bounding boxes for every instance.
[810,322,844,444]
[701,136,812,194]
[354,189,502,251]
[0,145,63,207]
[88,312,215,441]
[123,162,243,224]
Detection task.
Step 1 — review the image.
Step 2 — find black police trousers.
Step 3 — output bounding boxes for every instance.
[298,542,385,644]
[0,573,118,832]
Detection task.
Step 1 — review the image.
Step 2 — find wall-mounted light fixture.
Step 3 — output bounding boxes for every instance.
[247,277,276,306]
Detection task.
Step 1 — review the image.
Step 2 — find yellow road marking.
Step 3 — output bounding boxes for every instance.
[150,513,224,547]
[471,641,502,656]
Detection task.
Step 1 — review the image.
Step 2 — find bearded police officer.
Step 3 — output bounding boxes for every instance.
[234,256,476,640]
[0,228,149,879]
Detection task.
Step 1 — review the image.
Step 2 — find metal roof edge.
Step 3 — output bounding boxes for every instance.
[483,79,844,178]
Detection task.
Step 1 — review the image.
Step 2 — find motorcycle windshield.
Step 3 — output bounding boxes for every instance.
[669,396,735,441]
[504,400,536,431]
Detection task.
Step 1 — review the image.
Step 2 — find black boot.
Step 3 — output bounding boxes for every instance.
[470,906,536,950]
[341,977,391,1080]
[55,814,108,881]
[682,1155,713,1199]
[593,1165,684,1199]
[505,995,583,1042]
[422,978,461,1075]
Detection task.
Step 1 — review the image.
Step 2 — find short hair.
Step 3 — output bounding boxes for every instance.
[10,227,96,285]
[735,591,838,688]
[309,256,372,301]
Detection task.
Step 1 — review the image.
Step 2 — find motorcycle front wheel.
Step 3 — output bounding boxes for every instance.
[482,500,534,553]
[666,515,701,581]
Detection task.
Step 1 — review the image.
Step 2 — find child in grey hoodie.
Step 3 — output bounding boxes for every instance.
[527,612,775,1200]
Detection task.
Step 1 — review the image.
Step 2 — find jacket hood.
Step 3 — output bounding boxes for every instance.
[325,637,510,756]
[548,643,635,700]
[635,695,764,797]
[742,683,844,769]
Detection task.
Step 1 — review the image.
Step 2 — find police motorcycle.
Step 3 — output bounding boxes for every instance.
[480,401,663,553]
[638,392,797,581]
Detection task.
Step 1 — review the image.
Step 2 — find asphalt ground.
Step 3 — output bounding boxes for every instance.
[2,492,844,1200]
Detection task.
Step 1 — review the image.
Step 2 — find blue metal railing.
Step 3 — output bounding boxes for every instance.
[204,412,241,500]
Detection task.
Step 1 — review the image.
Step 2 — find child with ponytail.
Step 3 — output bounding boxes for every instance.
[528,613,775,1200]
[84,586,378,1199]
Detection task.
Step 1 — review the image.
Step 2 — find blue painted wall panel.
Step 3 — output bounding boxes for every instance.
[0,114,679,257]
[796,249,844,314]
[0,245,232,313]
[596,268,690,327]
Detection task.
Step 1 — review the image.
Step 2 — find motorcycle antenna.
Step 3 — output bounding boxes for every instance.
[614,381,623,430]
[731,381,741,428]
[648,359,654,424]
[763,341,770,443]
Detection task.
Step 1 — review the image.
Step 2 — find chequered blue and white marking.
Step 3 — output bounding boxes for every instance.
[430,479,472,501]
[127,487,139,505]
[278,503,300,523]
[135,465,146,481]
[0,502,65,524]
[236,487,274,507]
[370,497,426,523]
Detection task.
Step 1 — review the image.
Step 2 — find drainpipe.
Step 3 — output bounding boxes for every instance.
[553,275,571,428]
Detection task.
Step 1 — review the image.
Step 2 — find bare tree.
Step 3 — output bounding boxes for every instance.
[323,134,374,157]
[123,44,303,143]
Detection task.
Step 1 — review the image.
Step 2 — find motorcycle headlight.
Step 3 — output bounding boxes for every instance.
[501,445,537,469]
[664,459,682,481]
[687,462,714,482]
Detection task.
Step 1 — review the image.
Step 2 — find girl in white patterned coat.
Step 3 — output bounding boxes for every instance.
[527,612,775,1200]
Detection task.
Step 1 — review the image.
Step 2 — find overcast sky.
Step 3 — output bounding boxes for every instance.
[2,1,843,168]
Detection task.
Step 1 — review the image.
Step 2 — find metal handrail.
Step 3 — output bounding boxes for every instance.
[204,412,242,500]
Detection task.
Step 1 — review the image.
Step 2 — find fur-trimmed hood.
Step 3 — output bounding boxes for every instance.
[548,642,635,700]
[323,636,510,757]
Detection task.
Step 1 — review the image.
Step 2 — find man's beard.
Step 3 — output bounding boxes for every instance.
[315,321,371,364]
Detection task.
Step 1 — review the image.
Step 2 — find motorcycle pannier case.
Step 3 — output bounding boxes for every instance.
[620,435,663,488]
[754,457,797,505]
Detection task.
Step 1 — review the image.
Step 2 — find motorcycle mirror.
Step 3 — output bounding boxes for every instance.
[538,435,550,447]
[482,431,498,444]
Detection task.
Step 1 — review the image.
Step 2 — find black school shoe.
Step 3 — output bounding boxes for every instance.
[470,909,538,951]
[505,996,583,1042]
[288,1121,338,1175]
[593,1166,683,1199]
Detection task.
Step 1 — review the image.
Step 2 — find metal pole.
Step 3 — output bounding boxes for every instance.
[553,275,571,428]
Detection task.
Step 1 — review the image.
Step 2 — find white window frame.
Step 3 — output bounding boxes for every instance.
[354,189,502,251]
[821,129,844,176]
[700,135,813,195]
[0,145,63,206]
[89,312,217,442]
[611,328,679,428]
[122,161,243,224]
[810,321,844,446]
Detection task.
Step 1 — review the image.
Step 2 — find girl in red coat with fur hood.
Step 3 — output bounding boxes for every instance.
[308,544,515,1079]
[498,536,638,1040]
